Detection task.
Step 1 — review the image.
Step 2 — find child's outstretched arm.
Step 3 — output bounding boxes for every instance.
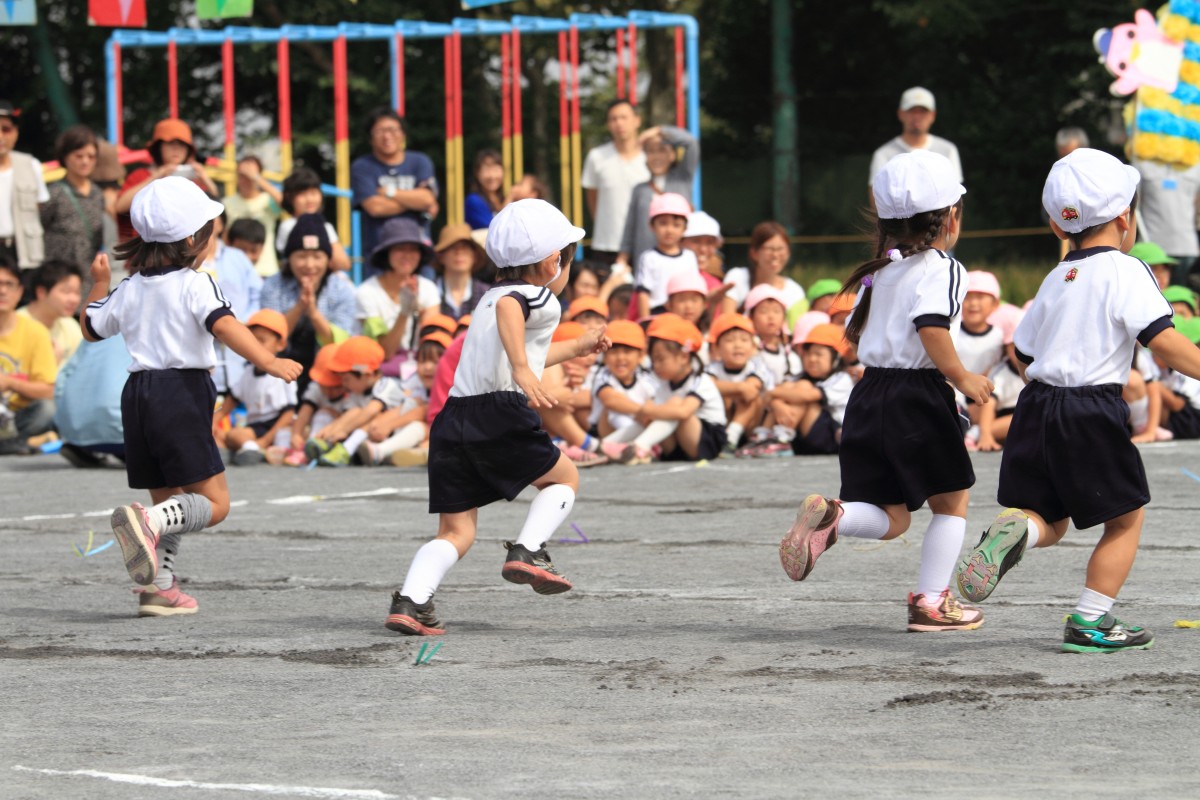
[497,295,557,408]
[212,316,303,382]
[918,327,993,404]
[80,253,112,343]
[1148,328,1200,382]
[548,326,611,367]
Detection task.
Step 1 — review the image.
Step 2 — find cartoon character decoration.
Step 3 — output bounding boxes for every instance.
[1094,8,1184,96]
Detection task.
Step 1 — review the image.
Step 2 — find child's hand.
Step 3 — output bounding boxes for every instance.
[740,382,761,403]
[365,419,391,442]
[953,373,994,406]
[977,435,1001,452]
[707,282,736,306]
[265,357,303,383]
[514,364,558,408]
[89,252,111,291]
[577,326,611,357]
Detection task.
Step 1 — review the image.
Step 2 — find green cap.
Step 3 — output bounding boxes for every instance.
[1174,317,1200,344]
[806,279,843,303]
[1164,285,1197,313]
[785,297,812,329]
[1128,241,1177,266]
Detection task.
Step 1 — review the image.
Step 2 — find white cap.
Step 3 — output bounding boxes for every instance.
[684,210,722,241]
[900,86,936,111]
[130,176,225,243]
[872,150,966,220]
[485,199,586,268]
[1041,148,1140,234]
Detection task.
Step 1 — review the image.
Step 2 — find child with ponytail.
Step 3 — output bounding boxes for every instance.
[778,151,994,632]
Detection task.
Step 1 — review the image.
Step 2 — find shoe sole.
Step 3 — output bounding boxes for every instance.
[385,614,446,636]
[111,506,158,586]
[1061,638,1154,654]
[907,619,985,632]
[956,509,1028,603]
[501,562,573,595]
[138,603,199,617]
[232,451,266,466]
[779,494,830,581]
[571,455,609,468]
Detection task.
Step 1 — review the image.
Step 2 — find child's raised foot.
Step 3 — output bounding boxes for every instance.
[779,494,840,581]
[111,503,160,586]
[501,542,573,594]
[956,508,1029,603]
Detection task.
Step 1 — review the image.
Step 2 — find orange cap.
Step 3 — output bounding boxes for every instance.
[803,323,850,356]
[245,309,289,345]
[827,292,857,317]
[309,343,342,388]
[420,330,453,350]
[553,321,586,343]
[647,313,704,353]
[329,336,385,373]
[148,118,194,148]
[606,320,647,351]
[457,314,472,329]
[566,296,609,321]
[708,313,756,345]
[420,312,458,336]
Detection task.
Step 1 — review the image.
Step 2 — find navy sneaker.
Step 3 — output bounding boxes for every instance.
[1062,613,1154,654]
[385,592,445,636]
[501,542,573,594]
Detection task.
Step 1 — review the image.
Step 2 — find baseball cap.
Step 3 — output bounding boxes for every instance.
[873,150,966,220]
[647,313,704,353]
[1128,241,1177,266]
[790,311,832,346]
[566,296,609,320]
[606,320,647,350]
[245,309,289,345]
[1175,316,1200,344]
[309,344,342,388]
[485,199,585,268]
[709,313,756,345]
[284,213,332,258]
[803,323,850,356]
[744,284,788,314]
[330,336,385,373]
[899,87,936,111]
[648,192,692,221]
[0,100,21,124]
[1164,285,1198,314]
[805,278,842,304]
[683,210,722,241]
[552,321,586,343]
[130,176,224,243]
[966,270,1001,300]
[666,270,708,297]
[1042,148,1140,234]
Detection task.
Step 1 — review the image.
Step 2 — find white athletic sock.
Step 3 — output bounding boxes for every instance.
[916,514,967,599]
[148,493,212,535]
[632,420,678,450]
[773,424,796,443]
[152,532,182,590]
[1074,587,1115,621]
[751,426,772,443]
[399,539,460,604]
[239,440,262,453]
[343,428,368,454]
[837,502,889,539]
[726,422,745,445]
[1025,517,1041,549]
[602,425,643,446]
[376,422,426,460]
[515,484,576,551]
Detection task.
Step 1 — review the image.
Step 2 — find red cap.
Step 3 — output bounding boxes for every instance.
[566,296,609,321]
[553,321,587,343]
[606,320,647,351]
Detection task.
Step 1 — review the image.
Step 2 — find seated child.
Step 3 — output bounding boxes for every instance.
[745,284,800,384]
[761,323,853,457]
[1128,241,1174,290]
[1164,285,1196,319]
[357,332,447,465]
[635,193,700,318]
[565,296,609,333]
[825,292,855,326]
[590,320,655,439]
[681,210,726,292]
[976,311,1028,452]
[704,313,772,452]
[957,271,1005,448]
[804,279,842,315]
[537,321,605,465]
[306,336,405,466]
[214,310,297,465]
[276,167,351,272]
[287,342,347,466]
[17,259,84,366]
[601,314,727,464]
[226,218,268,274]
[1156,322,1200,440]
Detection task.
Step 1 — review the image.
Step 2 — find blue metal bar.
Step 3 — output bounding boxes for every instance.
[568,13,629,32]
[105,38,118,144]
[351,210,362,286]
[320,183,351,199]
[452,18,514,36]
[510,15,572,34]
[389,31,399,112]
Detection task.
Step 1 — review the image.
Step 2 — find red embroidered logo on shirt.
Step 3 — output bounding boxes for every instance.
[1065,267,1078,282]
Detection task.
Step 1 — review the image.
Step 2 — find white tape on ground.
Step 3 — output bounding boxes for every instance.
[11,766,401,799]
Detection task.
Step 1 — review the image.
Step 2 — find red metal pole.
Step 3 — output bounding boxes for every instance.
[512,27,523,181]
[277,37,292,174]
[569,25,582,227]
[501,33,512,194]
[167,39,178,119]
[675,27,685,128]
[558,31,570,221]
[114,42,124,147]
[395,33,406,117]
[615,29,625,101]
[627,23,638,106]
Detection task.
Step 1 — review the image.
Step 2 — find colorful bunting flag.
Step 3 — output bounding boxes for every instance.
[0,0,37,26]
[197,0,255,20]
[88,0,147,28]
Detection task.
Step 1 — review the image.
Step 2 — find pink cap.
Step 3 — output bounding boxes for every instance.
[744,283,788,314]
[790,311,832,346]
[648,192,692,220]
[667,269,708,297]
[988,302,1025,345]
[966,270,1001,300]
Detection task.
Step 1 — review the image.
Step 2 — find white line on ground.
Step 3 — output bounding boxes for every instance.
[11,766,403,799]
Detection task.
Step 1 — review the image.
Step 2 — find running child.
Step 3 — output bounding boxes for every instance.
[779,150,992,632]
[82,177,302,616]
[956,147,1200,652]
[386,199,609,636]
[704,313,772,452]
[214,309,297,466]
[635,193,700,318]
[766,323,854,456]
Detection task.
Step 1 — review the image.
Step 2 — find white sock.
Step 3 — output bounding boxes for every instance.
[148,493,212,535]
[751,426,771,443]
[399,539,460,604]
[515,484,576,551]
[152,532,182,590]
[602,424,643,446]
[726,422,745,445]
[1024,517,1041,549]
[1074,587,1115,621]
[837,502,889,539]
[773,424,796,443]
[633,420,678,450]
[343,428,368,454]
[916,514,967,599]
[376,422,426,459]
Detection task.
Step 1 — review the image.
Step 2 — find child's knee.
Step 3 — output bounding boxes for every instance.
[208,497,231,526]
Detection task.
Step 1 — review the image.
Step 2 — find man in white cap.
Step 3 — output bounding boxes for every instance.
[868,87,963,193]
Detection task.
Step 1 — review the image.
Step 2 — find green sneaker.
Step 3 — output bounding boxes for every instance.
[304,438,331,462]
[1062,613,1154,653]
[956,508,1029,603]
[318,442,351,467]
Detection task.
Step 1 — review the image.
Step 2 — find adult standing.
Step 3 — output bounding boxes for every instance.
[114,118,218,242]
[40,126,105,274]
[617,124,700,269]
[1134,157,1200,287]
[868,87,962,190]
[351,108,438,275]
[0,100,48,270]
[581,100,650,276]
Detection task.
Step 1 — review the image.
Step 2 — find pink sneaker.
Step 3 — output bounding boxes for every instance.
[283,448,309,467]
[619,444,654,465]
[907,589,984,631]
[779,494,841,581]
[136,578,198,617]
[963,436,979,451]
[562,444,609,467]
[111,503,160,586]
[600,440,628,460]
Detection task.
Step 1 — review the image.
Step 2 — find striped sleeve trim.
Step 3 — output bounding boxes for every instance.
[527,287,554,310]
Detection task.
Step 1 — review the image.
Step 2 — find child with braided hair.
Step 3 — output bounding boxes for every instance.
[778,151,994,632]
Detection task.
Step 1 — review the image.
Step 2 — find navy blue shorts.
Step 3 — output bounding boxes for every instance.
[1168,403,1200,440]
[997,381,1148,529]
[839,368,975,511]
[428,391,561,514]
[122,369,224,490]
[793,408,840,455]
[662,418,727,461]
[248,411,288,439]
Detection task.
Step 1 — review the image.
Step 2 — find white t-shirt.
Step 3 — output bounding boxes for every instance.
[989,361,1025,412]
[85,265,232,372]
[706,355,776,391]
[1168,369,1200,409]
[231,363,298,424]
[591,367,657,430]
[580,142,650,252]
[723,268,805,312]
[354,274,441,347]
[956,324,1005,377]
[651,371,727,426]
[869,135,963,183]
[854,248,967,370]
[299,381,344,410]
[1015,247,1174,387]
[636,248,700,310]
[758,344,802,384]
[380,371,429,414]
[0,157,50,238]
[276,218,340,254]
[815,370,854,425]
[451,281,560,398]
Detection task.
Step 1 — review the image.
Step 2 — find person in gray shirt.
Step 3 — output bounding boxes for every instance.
[1133,157,1200,286]
[868,87,963,199]
[616,125,699,270]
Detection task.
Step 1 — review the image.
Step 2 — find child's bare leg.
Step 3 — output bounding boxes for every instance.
[537,405,588,447]
[990,414,1013,444]
[771,399,804,431]
[225,427,255,452]
[670,416,704,458]
[1083,507,1144,599]
[796,403,824,437]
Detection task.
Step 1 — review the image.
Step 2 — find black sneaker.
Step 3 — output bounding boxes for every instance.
[60,443,105,468]
[501,542,573,595]
[385,592,445,636]
[0,436,32,456]
[1062,613,1154,654]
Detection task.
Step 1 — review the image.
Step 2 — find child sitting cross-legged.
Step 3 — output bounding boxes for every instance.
[213,309,297,466]
[590,320,656,440]
[746,284,801,385]
[285,343,347,466]
[761,323,853,457]
[356,331,447,466]
[306,336,406,466]
[705,313,772,453]
[536,321,607,466]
